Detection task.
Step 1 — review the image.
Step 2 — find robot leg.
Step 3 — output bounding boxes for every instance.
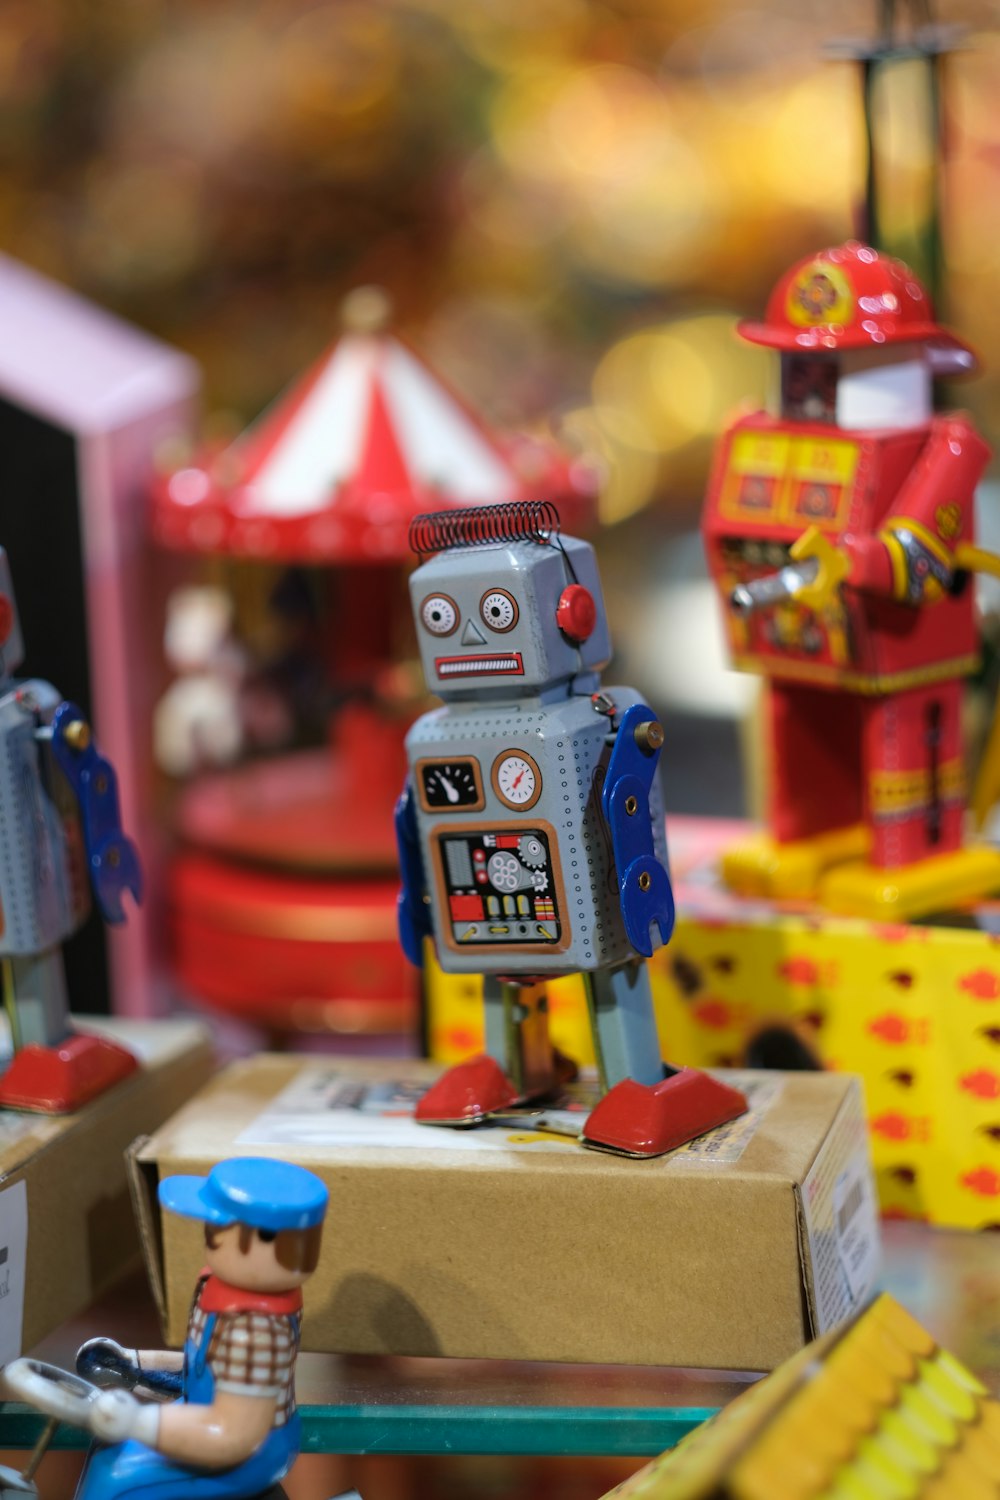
[821,682,1000,916]
[581,962,747,1158]
[0,951,136,1113]
[415,977,569,1127]
[581,961,663,1092]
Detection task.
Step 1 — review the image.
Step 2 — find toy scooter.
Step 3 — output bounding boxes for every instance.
[0,1356,362,1500]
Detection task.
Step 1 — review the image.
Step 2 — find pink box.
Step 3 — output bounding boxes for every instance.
[0,255,199,1015]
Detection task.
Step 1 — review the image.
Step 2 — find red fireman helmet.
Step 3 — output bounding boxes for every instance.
[738,242,977,376]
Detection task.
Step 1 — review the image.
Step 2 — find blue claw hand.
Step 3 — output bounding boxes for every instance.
[395,780,431,967]
[51,702,143,925]
[602,703,676,957]
[91,833,144,925]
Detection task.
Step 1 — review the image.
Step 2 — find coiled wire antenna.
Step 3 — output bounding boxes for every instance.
[409,501,561,559]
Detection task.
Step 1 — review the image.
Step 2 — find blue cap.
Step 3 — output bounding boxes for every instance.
[159,1158,328,1232]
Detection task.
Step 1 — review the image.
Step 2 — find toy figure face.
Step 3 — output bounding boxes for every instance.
[204,1222,321,1293]
[410,536,611,699]
[778,346,932,431]
[780,354,838,423]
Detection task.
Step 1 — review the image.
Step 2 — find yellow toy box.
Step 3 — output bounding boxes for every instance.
[426,818,1000,1230]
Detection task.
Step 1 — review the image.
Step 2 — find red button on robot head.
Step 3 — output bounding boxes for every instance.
[0,596,13,647]
[738,242,977,376]
[556,584,597,643]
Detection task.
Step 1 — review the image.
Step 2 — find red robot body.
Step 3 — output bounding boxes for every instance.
[703,243,1000,916]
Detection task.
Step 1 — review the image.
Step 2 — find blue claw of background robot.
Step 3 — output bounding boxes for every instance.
[51,701,143,924]
[90,833,144,925]
[395,782,432,967]
[602,704,675,957]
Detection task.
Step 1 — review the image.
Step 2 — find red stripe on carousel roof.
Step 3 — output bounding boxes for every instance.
[350,368,416,509]
[228,341,345,481]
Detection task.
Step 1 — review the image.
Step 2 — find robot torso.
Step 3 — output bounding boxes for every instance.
[703,410,985,693]
[406,686,666,977]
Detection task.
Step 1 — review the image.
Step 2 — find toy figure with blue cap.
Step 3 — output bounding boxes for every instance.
[2,1157,328,1500]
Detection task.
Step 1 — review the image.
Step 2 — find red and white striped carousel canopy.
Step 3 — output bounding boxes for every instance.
[152,291,594,563]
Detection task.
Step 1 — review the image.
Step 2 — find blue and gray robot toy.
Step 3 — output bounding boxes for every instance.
[396,502,746,1157]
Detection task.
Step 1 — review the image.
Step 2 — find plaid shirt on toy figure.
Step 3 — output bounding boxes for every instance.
[73,1157,328,1500]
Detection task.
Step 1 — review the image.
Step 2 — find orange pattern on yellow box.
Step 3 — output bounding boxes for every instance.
[424,817,1000,1231]
[596,1293,1000,1500]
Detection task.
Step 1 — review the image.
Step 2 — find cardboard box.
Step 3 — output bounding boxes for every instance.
[131,1055,880,1372]
[427,816,1000,1230]
[0,1017,214,1357]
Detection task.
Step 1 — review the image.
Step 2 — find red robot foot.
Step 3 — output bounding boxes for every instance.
[415,1055,521,1126]
[581,1069,748,1158]
[0,1033,139,1114]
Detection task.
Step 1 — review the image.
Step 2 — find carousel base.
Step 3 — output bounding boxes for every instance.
[171,727,416,1036]
[176,741,402,873]
[169,852,417,1037]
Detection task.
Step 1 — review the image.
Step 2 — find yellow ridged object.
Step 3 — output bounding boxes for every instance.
[596,1294,1000,1500]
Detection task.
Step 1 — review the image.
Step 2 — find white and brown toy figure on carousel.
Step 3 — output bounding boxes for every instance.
[395,501,746,1157]
[703,241,1000,918]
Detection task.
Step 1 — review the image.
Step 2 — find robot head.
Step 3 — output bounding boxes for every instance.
[740,242,976,431]
[409,503,611,700]
[0,550,25,678]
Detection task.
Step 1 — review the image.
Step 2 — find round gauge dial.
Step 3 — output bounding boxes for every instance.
[418,758,483,810]
[420,593,458,637]
[480,588,518,633]
[491,750,542,810]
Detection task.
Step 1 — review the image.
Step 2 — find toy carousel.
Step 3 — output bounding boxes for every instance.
[150,289,594,1041]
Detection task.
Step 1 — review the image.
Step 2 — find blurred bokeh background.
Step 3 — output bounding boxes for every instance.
[5,2,1000,464]
[4,4,1000,1496]
[6,0,1000,774]
[5,1,1000,747]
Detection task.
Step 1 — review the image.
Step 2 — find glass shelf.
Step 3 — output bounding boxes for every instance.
[1,1221,996,1458]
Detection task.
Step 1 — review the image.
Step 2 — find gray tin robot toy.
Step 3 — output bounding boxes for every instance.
[0,547,142,1113]
[396,503,746,1156]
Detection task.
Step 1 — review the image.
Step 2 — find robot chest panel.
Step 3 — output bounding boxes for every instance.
[407,708,624,970]
[708,422,925,545]
[432,822,570,957]
[706,423,930,681]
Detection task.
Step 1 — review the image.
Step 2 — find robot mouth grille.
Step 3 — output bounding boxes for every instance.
[435,653,524,677]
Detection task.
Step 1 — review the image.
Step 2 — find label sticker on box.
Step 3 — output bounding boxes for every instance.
[0,1181,28,1365]
[801,1079,882,1331]
[237,1070,573,1152]
[238,1066,779,1161]
[833,1163,881,1303]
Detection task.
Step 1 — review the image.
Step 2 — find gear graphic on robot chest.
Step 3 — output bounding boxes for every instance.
[431,823,566,951]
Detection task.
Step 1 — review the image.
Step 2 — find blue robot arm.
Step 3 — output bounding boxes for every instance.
[50,702,143,924]
[601,703,675,958]
[395,779,432,967]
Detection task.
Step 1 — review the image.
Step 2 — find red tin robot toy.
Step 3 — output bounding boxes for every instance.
[703,241,1000,918]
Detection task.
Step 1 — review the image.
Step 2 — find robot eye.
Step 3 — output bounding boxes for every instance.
[480,589,518,633]
[420,594,459,636]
